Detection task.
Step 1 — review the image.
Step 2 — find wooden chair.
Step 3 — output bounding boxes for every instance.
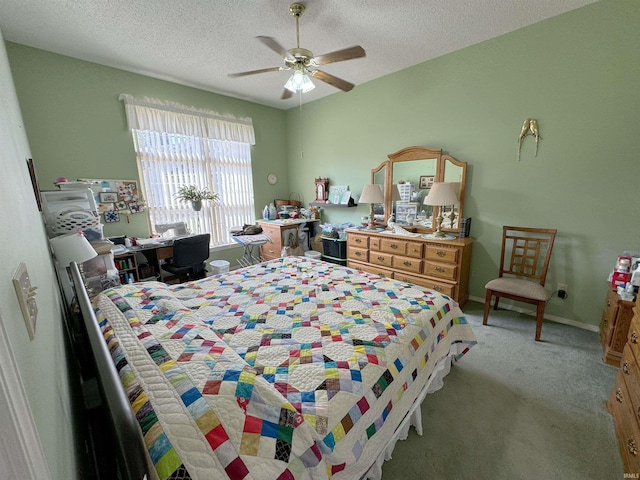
[483,226,557,341]
[161,234,210,282]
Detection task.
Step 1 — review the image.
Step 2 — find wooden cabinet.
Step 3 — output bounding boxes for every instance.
[608,295,640,475]
[257,220,319,262]
[346,229,473,306]
[600,287,635,366]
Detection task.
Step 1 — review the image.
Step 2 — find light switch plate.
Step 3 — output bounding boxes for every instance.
[12,262,38,340]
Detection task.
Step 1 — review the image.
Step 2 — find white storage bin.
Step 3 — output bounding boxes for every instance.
[305,250,322,260]
[209,260,230,275]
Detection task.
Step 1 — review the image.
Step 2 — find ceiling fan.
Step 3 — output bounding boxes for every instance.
[229,2,366,100]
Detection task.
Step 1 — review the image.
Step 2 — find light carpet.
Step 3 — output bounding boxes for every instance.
[381,300,624,480]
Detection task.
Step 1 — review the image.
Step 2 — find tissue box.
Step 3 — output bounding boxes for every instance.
[611,270,630,287]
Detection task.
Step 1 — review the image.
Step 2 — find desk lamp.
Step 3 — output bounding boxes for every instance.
[358,184,385,230]
[50,231,98,287]
[423,182,459,239]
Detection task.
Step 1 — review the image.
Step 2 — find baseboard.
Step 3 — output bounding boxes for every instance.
[467,295,599,333]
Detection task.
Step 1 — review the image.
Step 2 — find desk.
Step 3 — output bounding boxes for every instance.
[257,219,319,261]
[114,241,176,283]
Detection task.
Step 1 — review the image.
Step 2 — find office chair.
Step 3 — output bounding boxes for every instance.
[483,226,557,341]
[161,234,210,283]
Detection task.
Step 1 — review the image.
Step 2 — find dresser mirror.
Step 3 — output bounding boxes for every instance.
[370,160,388,223]
[375,146,467,232]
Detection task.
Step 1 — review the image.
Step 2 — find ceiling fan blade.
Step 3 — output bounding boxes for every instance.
[228,66,284,78]
[313,46,365,66]
[310,70,355,92]
[256,36,295,60]
[281,88,294,100]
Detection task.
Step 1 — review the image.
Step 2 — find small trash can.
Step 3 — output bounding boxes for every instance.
[304,250,322,260]
[209,260,230,275]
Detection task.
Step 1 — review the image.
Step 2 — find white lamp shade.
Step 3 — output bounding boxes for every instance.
[424,182,459,206]
[50,232,98,267]
[359,184,385,204]
[390,184,402,201]
[284,70,316,93]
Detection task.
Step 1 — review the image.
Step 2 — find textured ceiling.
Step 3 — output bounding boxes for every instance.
[0,0,597,110]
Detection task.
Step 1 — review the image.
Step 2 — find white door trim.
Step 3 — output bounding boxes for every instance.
[0,312,51,479]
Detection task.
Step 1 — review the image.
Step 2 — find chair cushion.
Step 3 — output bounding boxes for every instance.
[485,277,551,301]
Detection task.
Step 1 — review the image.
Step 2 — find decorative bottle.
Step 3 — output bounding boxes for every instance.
[263,205,270,220]
[269,203,276,220]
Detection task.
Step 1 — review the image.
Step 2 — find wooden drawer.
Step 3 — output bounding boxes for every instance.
[425,245,459,264]
[261,242,281,259]
[393,254,422,275]
[424,261,457,281]
[380,238,407,256]
[369,251,393,269]
[406,241,423,259]
[348,233,369,249]
[393,272,455,297]
[629,311,640,359]
[348,246,369,263]
[609,374,640,474]
[370,237,381,250]
[349,259,394,280]
[622,344,640,418]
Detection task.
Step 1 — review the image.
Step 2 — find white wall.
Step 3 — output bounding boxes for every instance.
[0,28,81,479]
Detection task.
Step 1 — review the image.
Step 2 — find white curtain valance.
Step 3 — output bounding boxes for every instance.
[119,94,255,145]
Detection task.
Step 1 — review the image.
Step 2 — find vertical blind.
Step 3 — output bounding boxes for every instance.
[120,95,256,247]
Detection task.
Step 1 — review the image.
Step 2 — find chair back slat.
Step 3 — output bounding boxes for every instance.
[499,226,557,286]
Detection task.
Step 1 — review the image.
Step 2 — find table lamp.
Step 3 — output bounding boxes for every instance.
[423,182,459,238]
[50,231,98,287]
[359,184,385,230]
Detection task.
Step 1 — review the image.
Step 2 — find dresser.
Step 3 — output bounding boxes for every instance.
[346,229,473,306]
[600,287,635,366]
[608,294,640,475]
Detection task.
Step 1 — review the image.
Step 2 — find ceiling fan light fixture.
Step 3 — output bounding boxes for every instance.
[284,69,315,93]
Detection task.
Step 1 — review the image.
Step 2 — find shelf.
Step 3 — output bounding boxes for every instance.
[310,202,357,208]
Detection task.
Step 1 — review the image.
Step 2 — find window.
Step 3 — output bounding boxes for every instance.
[120,95,256,248]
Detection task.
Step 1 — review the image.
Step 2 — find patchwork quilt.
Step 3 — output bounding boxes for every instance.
[93,256,476,480]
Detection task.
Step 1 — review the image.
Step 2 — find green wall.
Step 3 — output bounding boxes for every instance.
[285,0,640,327]
[6,43,289,266]
[6,0,640,329]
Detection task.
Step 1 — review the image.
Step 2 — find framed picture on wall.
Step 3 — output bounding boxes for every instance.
[99,191,118,203]
[419,175,435,189]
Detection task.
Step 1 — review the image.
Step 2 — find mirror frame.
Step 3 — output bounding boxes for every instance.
[379,146,467,232]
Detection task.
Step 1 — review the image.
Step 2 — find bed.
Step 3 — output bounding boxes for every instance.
[72,256,476,480]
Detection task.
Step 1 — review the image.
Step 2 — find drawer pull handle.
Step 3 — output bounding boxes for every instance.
[391,243,399,249]
[637,406,640,421]
[629,438,638,456]
[632,332,639,344]
[607,300,611,307]
[355,251,362,257]
[377,256,385,262]
[355,238,362,243]
[435,266,445,273]
[616,388,624,403]
[623,362,631,375]
[436,250,446,257]
[403,261,412,266]
[432,285,443,292]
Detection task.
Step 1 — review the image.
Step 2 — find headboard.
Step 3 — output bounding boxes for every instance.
[70,262,149,480]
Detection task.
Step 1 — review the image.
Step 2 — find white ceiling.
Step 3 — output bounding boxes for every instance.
[0,0,598,110]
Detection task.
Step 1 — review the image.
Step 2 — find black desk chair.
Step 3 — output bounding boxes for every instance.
[161,234,210,283]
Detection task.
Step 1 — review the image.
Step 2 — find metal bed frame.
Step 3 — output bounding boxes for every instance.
[70,262,149,480]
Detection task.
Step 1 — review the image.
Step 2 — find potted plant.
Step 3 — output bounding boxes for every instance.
[175,185,219,211]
